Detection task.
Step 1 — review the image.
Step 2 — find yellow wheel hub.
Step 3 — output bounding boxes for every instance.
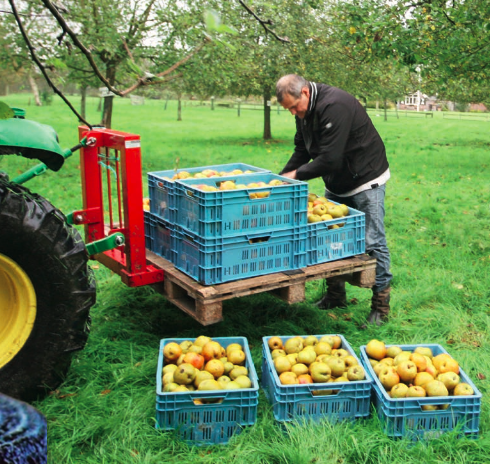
[0,253,36,369]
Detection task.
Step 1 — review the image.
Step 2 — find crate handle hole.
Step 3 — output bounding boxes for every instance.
[249,235,271,244]
[193,397,224,405]
[311,389,340,397]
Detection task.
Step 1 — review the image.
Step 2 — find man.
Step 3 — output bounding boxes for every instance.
[276,74,392,326]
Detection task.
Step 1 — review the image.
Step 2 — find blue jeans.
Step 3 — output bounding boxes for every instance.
[325,184,392,293]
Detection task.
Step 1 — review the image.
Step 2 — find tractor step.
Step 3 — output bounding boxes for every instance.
[146,251,376,326]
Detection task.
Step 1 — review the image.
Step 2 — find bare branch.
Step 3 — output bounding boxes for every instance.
[120,72,183,96]
[39,0,123,96]
[8,0,93,128]
[120,38,210,96]
[238,0,290,43]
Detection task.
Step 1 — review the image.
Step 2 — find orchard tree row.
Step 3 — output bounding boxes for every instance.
[0,0,488,132]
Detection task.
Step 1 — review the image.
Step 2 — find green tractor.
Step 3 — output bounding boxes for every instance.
[0,103,96,402]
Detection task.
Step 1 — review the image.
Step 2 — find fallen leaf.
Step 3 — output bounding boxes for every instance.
[477,373,486,380]
[100,389,111,395]
[328,313,338,320]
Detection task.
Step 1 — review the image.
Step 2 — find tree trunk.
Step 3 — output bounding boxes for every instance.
[164,94,169,110]
[28,73,41,107]
[177,93,182,121]
[102,63,117,128]
[384,98,387,121]
[80,85,87,120]
[263,88,272,140]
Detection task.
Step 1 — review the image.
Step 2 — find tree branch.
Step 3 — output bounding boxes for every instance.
[8,0,93,128]
[119,39,210,96]
[39,0,123,96]
[238,0,291,43]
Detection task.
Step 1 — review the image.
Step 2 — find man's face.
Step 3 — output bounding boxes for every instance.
[280,86,310,119]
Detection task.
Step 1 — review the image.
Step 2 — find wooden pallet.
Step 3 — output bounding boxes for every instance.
[146,251,376,326]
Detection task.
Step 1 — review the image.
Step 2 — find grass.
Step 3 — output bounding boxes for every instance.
[1,94,490,463]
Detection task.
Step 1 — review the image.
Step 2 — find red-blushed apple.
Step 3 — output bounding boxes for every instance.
[425,364,438,378]
[410,352,428,372]
[432,353,452,371]
[201,341,223,361]
[297,374,314,384]
[453,382,474,396]
[182,352,205,370]
[331,335,342,349]
[366,339,387,361]
[437,357,460,375]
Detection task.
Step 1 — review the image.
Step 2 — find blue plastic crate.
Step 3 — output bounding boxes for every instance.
[261,334,373,423]
[144,211,175,262]
[148,164,270,223]
[144,210,152,250]
[148,174,176,223]
[173,225,307,285]
[360,344,482,440]
[306,203,365,266]
[156,337,259,445]
[174,173,308,238]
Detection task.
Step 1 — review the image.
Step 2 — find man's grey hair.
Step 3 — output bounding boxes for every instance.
[276,74,309,103]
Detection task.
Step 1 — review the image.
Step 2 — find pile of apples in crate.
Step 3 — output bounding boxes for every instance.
[193,178,287,194]
[366,339,475,406]
[307,192,350,225]
[162,336,252,394]
[269,335,366,385]
[167,168,255,180]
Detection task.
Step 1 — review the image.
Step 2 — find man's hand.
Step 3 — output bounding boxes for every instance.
[281,170,297,179]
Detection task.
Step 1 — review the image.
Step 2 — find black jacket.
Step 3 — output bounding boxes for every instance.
[280,82,389,195]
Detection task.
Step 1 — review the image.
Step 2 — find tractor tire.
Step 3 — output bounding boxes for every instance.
[0,177,96,402]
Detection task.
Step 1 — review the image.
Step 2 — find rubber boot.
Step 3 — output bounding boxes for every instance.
[362,287,391,327]
[315,277,347,310]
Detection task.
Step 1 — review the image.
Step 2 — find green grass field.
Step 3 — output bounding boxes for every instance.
[1,94,490,463]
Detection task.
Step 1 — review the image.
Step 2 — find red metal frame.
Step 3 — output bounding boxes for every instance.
[74,126,164,287]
